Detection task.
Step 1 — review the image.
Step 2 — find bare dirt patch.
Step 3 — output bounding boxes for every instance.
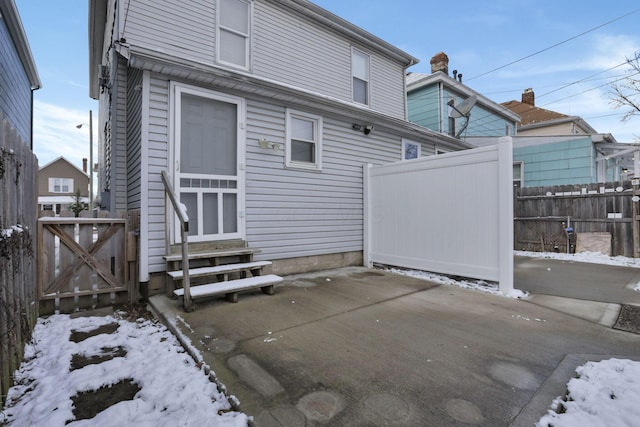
[613,304,640,334]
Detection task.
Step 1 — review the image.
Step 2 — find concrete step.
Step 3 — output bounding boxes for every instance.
[167,261,272,281]
[173,274,282,302]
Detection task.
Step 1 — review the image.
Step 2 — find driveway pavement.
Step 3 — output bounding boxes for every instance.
[150,264,640,426]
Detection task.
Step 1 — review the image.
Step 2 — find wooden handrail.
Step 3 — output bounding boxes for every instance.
[161,171,192,311]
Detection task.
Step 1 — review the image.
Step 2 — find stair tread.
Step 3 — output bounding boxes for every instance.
[173,274,282,298]
[167,261,272,280]
[164,248,256,262]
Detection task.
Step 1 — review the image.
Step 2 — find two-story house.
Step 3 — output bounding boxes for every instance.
[88,0,472,290]
[37,157,90,215]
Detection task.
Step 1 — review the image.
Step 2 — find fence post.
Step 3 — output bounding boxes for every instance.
[498,137,514,295]
[363,164,372,268]
[633,178,640,258]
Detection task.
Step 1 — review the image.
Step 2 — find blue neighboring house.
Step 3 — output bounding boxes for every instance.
[0,0,41,146]
[407,52,519,141]
[500,89,637,187]
[406,53,636,187]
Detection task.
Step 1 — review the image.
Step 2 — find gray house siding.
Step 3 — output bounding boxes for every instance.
[118,0,406,119]
[0,17,31,142]
[120,0,216,66]
[127,71,414,273]
[126,68,143,209]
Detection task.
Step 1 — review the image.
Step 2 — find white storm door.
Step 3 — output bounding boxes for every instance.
[175,88,244,242]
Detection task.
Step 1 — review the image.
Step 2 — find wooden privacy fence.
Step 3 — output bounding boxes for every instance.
[38,217,130,314]
[515,181,638,257]
[1,113,38,406]
[365,138,514,295]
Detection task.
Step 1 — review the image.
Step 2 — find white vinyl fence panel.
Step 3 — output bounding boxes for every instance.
[364,137,514,294]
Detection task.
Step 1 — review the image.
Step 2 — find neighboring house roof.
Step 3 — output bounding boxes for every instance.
[88,0,419,99]
[39,156,89,177]
[407,71,520,124]
[501,99,598,134]
[0,0,41,89]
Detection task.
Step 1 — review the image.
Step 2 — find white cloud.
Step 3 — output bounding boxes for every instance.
[33,101,96,169]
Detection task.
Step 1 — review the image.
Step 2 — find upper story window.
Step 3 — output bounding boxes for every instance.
[352,48,370,105]
[402,139,421,160]
[285,109,322,171]
[49,178,74,193]
[217,0,251,69]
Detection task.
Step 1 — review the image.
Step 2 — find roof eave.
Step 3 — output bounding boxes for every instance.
[126,46,468,149]
[277,0,419,67]
[407,72,521,123]
[89,0,109,99]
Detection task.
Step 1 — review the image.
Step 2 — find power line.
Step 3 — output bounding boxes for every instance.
[466,8,640,82]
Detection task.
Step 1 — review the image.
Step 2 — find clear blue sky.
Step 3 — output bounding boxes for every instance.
[14,0,640,170]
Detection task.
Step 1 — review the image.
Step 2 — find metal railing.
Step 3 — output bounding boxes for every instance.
[161,171,192,311]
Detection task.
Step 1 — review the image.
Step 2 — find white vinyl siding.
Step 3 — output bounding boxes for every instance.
[217,0,251,69]
[285,109,322,170]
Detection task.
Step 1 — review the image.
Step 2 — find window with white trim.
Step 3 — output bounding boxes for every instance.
[285,109,322,170]
[49,178,73,193]
[352,48,370,105]
[402,139,421,160]
[217,0,251,69]
[513,161,524,188]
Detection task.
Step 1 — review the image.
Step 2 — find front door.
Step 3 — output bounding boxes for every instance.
[173,85,244,242]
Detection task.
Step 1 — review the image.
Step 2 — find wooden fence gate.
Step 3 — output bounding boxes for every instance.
[37,217,129,314]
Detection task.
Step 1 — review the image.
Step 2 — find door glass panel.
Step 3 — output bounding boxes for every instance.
[203,194,219,235]
[223,193,237,233]
[181,93,237,176]
[180,193,198,236]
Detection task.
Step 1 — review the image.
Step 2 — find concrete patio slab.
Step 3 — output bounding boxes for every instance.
[149,267,640,426]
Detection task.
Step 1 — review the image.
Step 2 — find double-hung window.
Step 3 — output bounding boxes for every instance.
[352,48,370,105]
[286,109,322,170]
[49,178,73,193]
[217,0,251,69]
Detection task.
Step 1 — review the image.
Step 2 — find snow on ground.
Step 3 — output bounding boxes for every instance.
[2,250,639,426]
[1,313,247,427]
[516,250,640,268]
[536,358,640,427]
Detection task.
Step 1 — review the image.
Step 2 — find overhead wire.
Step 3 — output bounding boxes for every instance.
[465,7,640,82]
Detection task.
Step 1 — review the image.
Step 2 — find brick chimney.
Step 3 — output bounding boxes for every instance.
[522,88,535,106]
[430,52,449,75]
[83,158,88,173]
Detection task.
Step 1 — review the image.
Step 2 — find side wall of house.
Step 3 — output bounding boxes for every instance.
[0,17,31,143]
[137,74,414,273]
[407,85,441,132]
[126,68,143,210]
[120,0,406,119]
[514,137,596,187]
